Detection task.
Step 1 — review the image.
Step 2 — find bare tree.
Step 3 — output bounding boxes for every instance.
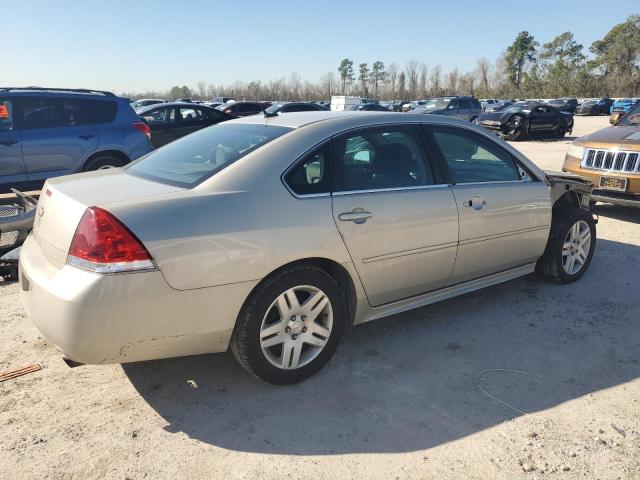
[398,71,406,99]
[418,63,428,98]
[406,60,419,99]
[429,65,442,97]
[387,63,398,98]
[476,58,491,96]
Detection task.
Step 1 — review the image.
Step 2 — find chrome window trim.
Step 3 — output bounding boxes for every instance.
[280,119,544,199]
[332,183,449,196]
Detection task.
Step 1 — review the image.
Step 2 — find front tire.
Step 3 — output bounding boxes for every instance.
[536,205,596,284]
[231,263,347,384]
[555,125,567,139]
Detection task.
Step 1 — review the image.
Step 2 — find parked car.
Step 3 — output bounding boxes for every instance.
[390,100,412,112]
[212,96,236,104]
[575,98,614,116]
[264,102,328,114]
[476,102,573,140]
[20,111,596,384]
[563,101,640,208]
[347,103,392,112]
[479,99,500,110]
[138,102,234,148]
[547,98,579,113]
[130,98,166,111]
[484,100,514,112]
[0,87,153,193]
[610,98,639,114]
[409,96,482,121]
[216,101,270,117]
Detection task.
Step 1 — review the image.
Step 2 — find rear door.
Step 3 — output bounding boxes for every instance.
[0,98,27,190]
[427,125,551,284]
[331,125,459,306]
[17,97,98,182]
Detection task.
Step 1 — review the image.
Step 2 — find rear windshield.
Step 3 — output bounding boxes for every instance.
[126,123,292,188]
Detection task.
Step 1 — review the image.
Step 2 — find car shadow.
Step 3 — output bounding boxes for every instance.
[123,238,640,455]
[594,204,640,224]
[526,135,577,143]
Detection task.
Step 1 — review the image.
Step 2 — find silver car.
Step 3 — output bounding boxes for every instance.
[19,112,596,384]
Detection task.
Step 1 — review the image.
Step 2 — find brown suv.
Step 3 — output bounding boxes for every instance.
[563,103,640,207]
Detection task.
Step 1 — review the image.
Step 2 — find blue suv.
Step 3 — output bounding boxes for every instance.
[0,87,153,193]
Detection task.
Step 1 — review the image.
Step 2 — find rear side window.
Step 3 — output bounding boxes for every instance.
[333,127,433,192]
[470,98,482,108]
[431,127,520,183]
[126,123,291,188]
[285,145,330,195]
[0,100,13,131]
[19,98,64,129]
[460,99,473,109]
[141,107,175,125]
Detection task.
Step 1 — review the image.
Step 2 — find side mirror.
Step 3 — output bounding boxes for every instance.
[609,112,624,126]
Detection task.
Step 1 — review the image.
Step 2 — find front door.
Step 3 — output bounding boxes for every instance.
[428,125,551,284]
[0,99,27,191]
[331,125,459,306]
[529,106,555,132]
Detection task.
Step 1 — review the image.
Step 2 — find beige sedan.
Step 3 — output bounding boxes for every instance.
[19,112,596,384]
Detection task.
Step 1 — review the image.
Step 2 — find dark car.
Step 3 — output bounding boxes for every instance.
[264,102,328,114]
[0,87,153,193]
[547,98,579,113]
[216,101,271,117]
[138,102,234,148]
[409,96,482,121]
[347,103,391,112]
[476,102,573,140]
[575,98,614,116]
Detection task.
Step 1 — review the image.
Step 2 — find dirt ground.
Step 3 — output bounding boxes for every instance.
[1,115,639,480]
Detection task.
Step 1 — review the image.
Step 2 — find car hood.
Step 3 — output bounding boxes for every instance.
[478,111,513,122]
[576,126,640,147]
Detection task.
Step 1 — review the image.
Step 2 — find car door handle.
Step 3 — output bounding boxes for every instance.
[78,134,95,140]
[0,140,18,147]
[338,209,373,224]
[463,197,487,210]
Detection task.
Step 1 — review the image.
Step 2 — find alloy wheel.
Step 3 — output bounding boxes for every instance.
[260,285,333,370]
[562,220,591,275]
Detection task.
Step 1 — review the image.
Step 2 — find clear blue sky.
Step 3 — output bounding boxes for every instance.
[4,0,639,94]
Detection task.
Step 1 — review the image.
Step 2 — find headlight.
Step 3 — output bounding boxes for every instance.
[567,144,585,159]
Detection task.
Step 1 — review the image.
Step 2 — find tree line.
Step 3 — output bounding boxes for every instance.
[125,15,639,102]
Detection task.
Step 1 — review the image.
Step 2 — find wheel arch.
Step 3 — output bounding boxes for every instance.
[83,149,130,170]
[241,257,358,327]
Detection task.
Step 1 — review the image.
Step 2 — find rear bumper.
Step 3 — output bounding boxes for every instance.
[19,234,258,364]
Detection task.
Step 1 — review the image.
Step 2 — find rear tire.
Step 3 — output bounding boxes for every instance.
[536,205,596,284]
[83,155,127,171]
[231,263,347,384]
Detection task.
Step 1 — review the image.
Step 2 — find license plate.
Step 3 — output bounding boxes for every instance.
[599,176,627,191]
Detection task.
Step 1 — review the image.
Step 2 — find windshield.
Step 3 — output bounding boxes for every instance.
[549,100,563,105]
[618,103,640,127]
[264,104,284,114]
[582,101,596,106]
[126,123,292,188]
[424,98,451,110]
[503,105,526,113]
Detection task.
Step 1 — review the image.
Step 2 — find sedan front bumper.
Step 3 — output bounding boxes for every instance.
[19,234,258,364]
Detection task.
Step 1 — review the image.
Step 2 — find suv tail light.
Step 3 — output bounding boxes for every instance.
[68,207,154,273]
[132,122,151,140]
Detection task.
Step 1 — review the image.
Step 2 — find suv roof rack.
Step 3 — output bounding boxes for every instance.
[0,87,116,97]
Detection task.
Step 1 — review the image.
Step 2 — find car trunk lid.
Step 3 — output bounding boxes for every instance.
[32,169,184,267]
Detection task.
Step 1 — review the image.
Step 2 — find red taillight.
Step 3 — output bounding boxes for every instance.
[132,122,151,139]
[67,207,154,273]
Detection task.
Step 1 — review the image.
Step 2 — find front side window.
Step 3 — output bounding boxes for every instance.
[0,100,13,131]
[178,107,204,123]
[126,123,291,188]
[333,127,433,192]
[431,127,520,183]
[285,145,330,195]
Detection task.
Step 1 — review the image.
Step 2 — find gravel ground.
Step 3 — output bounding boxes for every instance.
[1,115,639,480]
